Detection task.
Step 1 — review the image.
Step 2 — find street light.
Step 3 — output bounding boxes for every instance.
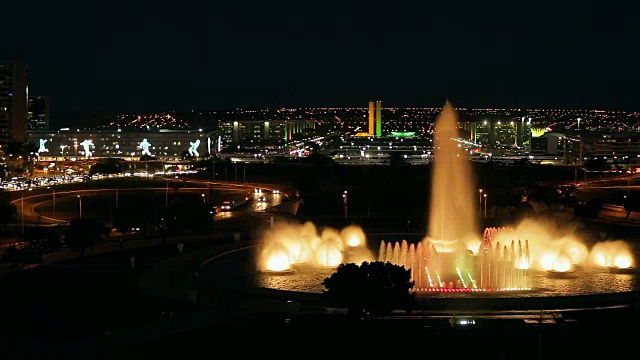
[201,193,206,203]
[577,118,581,131]
[342,190,348,218]
[77,195,82,219]
[483,194,488,218]
[479,189,483,211]
[21,192,24,234]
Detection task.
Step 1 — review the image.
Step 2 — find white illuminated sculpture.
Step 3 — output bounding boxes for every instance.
[80,139,94,157]
[38,139,49,153]
[139,138,152,156]
[188,139,200,157]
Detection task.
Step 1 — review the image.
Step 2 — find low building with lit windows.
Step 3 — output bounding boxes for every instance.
[26,128,219,161]
[218,119,315,148]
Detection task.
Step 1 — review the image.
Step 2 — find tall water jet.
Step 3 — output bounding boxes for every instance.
[428,101,479,249]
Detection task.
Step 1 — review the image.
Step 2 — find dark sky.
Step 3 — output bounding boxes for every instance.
[2,1,639,113]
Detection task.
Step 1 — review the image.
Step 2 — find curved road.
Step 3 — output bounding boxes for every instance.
[10,178,292,226]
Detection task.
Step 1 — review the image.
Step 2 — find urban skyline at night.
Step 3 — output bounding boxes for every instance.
[3,2,640,115]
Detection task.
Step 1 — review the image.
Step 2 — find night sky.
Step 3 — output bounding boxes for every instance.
[2,2,640,113]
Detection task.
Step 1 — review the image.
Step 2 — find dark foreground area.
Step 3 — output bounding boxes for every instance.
[3,305,636,359]
[121,309,634,360]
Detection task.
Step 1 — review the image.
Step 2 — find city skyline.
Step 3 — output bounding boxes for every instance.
[3,2,640,114]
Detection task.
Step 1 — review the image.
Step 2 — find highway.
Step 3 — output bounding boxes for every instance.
[8,178,292,229]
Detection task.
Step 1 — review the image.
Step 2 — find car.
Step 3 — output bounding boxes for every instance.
[257,195,266,202]
[220,200,234,210]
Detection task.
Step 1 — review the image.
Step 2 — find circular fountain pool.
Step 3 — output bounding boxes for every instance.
[254,262,636,298]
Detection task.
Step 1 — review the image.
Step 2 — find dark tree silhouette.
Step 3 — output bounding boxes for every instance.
[0,202,16,227]
[0,227,62,265]
[163,201,214,235]
[63,219,111,255]
[90,159,123,175]
[113,194,163,238]
[322,261,415,317]
[386,152,409,166]
[584,156,608,171]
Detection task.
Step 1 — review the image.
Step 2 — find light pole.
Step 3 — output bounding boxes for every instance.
[483,193,488,218]
[479,189,483,211]
[21,192,24,234]
[115,186,119,209]
[201,193,206,203]
[165,180,169,209]
[342,190,348,218]
[52,188,56,217]
[577,117,581,131]
[77,195,82,219]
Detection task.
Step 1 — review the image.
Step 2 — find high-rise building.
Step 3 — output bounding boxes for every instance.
[28,95,49,130]
[375,100,382,136]
[368,101,375,135]
[0,59,28,144]
[368,100,382,136]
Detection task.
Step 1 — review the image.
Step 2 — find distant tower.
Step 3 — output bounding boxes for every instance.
[0,59,28,144]
[375,100,382,136]
[368,101,375,135]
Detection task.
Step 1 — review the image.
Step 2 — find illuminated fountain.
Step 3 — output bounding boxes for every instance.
[257,221,374,273]
[376,102,636,292]
[252,101,635,296]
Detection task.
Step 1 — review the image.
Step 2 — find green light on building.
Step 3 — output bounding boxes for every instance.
[390,131,416,137]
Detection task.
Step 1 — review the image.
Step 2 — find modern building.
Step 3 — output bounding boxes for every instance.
[326,132,435,165]
[529,132,565,156]
[218,119,315,148]
[367,100,382,136]
[467,119,532,149]
[28,95,49,130]
[26,128,218,161]
[565,132,640,169]
[0,59,28,144]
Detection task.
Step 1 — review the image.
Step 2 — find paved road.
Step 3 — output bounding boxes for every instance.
[10,180,290,226]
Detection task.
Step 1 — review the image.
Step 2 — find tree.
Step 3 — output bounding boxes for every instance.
[386,152,409,166]
[163,201,214,235]
[113,200,160,238]
[584,156,608,171]
[21,227,62,255]
[322,261,415,317]
[23,142,39,176]
[139,154,157,162]
[0,202,16,228]
[3,140,26,175]
[90,159,123,175]
[0,227,62,265]
[63,219,111,255]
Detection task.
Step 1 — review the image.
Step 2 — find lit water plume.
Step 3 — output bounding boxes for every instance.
[376,102,635,291]
[257,221,374,272]
[590,240,635,269]
[427,101,479,248]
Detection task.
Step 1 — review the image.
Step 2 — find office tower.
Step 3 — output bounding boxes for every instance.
[368,101,375,135]
[0,59,28,144]
[375,100,382,136]
[28,95,49,130]
[368,100,382,136]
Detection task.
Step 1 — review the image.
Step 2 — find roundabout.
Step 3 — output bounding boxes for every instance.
[194,239,639,314]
